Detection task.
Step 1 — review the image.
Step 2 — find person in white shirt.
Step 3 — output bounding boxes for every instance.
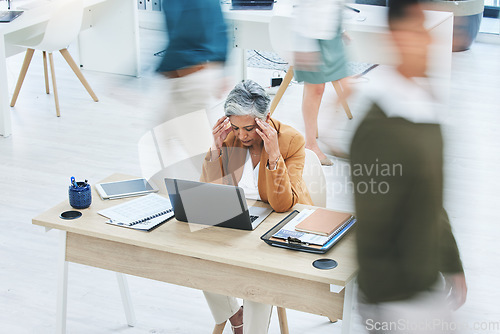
[293,0,351,165]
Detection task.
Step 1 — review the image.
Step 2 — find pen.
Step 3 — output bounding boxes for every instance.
[71,176,77,188]
[345,5,360,13]
[8,0,11,10]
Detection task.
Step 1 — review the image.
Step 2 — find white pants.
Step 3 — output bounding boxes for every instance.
[203,292,272,334]
[358,281,457,334]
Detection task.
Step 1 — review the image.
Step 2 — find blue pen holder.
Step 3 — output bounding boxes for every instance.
[69,182,92,209]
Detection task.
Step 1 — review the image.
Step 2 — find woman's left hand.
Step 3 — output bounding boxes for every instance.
[255,118,280,167]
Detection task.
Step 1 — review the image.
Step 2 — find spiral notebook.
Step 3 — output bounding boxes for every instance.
[98,193,174,231]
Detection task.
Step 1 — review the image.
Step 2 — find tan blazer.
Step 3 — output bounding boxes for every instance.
[201,118,313,212]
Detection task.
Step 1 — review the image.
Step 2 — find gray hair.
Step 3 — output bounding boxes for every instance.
[224,80,271,120]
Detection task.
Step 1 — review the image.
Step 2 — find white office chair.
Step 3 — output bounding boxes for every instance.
[138,109,215,195]
[10,0,98,117]
[268,15,352,119]
[303,148,327,208]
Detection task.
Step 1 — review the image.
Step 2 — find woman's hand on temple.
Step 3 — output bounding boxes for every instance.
[210,116,232,159]
[255,118,280,168]
[212,116,232,149]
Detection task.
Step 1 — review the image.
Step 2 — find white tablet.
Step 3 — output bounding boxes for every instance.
[95,178,159,200]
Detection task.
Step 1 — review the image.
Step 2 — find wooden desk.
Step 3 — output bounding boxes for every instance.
[0,0,140,137]
[33,173,358,334]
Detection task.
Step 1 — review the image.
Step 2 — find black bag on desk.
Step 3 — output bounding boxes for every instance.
[260,210,356,254]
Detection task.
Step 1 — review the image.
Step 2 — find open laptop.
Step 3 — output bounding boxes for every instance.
[231,0,274,10]
[0,11,23,23]
[164,178,273,230]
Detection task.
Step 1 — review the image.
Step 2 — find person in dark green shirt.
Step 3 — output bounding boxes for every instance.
[350,1,467,332]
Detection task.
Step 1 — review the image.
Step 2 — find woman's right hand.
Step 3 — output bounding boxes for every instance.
[210,116,232,156]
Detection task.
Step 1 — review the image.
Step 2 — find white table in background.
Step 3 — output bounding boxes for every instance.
[222,2,453,90]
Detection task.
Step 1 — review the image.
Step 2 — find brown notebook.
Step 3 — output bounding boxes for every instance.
[294,209,353,236]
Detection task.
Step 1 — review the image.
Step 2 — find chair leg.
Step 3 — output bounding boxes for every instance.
[10,48,35,107]
[270,66,294,116]
[48,52,61,117]
[277,307,290,334]
[331,80,353,119]
[212,320,226,334]
[43,51,50,94]
[59,48,98,102]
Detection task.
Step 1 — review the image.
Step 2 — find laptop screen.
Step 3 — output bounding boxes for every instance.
[180,183,245,226]
[165,178,247,227]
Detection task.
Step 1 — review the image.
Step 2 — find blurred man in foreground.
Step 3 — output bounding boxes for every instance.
[350,0,467,332]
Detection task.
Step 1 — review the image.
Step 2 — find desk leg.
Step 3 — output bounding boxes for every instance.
[341,278,356,334]
[116,272,136,327]
[241,49,247,81]
[0,35,12,137]
[229,19,247,83]
[229,47,247,83]
[56,231,68,334]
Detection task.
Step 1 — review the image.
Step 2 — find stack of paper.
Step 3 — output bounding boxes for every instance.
[272,209,354,246]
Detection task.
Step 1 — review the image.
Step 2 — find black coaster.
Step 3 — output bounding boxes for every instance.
[60,210,82,220]
[312,258,338,270]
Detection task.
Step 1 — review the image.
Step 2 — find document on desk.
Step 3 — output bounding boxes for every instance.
[271,209,332,246]
[98,193,174,231]
[262,209,356,253]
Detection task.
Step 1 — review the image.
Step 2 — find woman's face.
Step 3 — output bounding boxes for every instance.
[228,114,265,147]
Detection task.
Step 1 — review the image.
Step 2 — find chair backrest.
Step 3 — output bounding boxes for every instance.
[302,148,327,208]
[268,15,295,63]
[138,109,214,194]
[36,0,84,52]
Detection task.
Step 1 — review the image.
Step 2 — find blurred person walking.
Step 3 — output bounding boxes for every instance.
[157,0,228,122]
[294,0,351,165]
[138,0,229,214]
[350,0,467,333]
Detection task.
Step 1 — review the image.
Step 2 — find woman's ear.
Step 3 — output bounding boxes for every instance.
[266,113,271,122]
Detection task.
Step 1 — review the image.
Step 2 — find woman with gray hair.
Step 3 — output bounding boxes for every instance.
[201,80,312,334]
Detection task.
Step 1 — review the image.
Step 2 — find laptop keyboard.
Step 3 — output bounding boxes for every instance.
[250,215,259,223]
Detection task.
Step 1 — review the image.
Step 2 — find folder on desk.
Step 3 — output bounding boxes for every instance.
[261,210,356,254]
[295,209,352,236]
